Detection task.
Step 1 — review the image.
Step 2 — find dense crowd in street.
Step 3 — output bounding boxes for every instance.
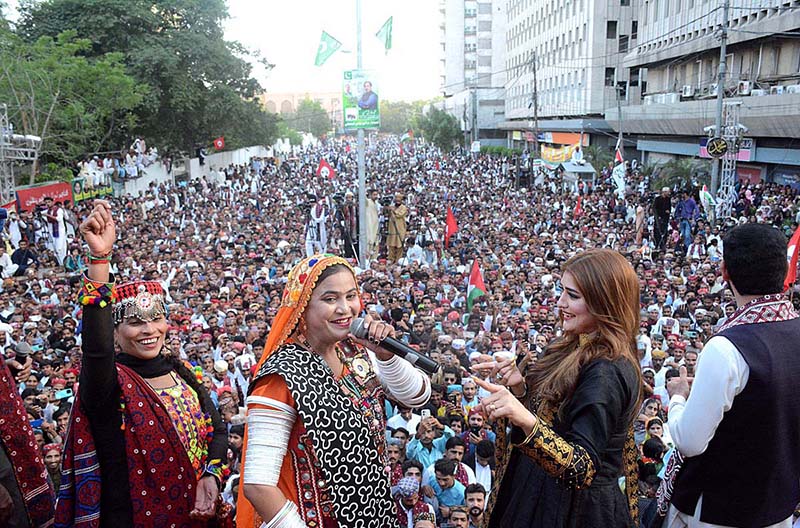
[3,138,800,527]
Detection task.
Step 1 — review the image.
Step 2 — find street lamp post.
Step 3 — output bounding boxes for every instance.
[356,0,367,268]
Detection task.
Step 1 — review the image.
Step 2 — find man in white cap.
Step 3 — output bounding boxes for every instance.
[212,359,232,388]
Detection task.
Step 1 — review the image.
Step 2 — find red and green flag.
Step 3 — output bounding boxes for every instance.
[467,259,486,310]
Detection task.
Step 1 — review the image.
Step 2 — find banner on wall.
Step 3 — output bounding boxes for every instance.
[699,137,755,161]
[15,182,73,212]
[72,177,112,202]
[541,143,578,163]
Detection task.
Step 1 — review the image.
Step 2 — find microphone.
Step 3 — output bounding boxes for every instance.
[349,317,440,375]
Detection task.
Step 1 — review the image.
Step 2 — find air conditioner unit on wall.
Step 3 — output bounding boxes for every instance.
[770,85,785,95]
[709,83,719,96]
[643,95,655,105]
[751,89,768,96]
[786,84,800,94]
[681,85,695,97]
[737,80,752,95]
[664,92,681,103]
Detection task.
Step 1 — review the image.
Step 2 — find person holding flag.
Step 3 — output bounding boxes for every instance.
[467,259,486,311]
[445,205,458,248]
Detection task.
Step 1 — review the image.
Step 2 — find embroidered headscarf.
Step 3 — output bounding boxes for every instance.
[113,280,166,325]
[253,254,358,371]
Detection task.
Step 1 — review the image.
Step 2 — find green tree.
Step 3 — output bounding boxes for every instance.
[414,106,461,151]
[583,144,613,172]
[287,98,331,139]
[0,30,145,183]
[380,100,424,135]
[276,120,303,146]
[652,157,711,191]
[17,0,277,153]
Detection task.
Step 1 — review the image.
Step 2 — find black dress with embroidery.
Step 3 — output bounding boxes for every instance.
[487,358,640,528]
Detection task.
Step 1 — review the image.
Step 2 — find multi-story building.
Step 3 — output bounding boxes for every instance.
[439,0,507,147]
[500,0,638,155]
[259,91,341,124]
[608,0,800,184]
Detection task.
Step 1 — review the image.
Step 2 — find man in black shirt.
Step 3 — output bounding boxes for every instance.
[652,187,672,252]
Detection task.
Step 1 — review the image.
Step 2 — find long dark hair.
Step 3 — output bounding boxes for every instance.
[527,249,641,416]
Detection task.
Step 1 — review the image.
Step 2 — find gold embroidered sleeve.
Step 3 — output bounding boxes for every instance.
[514,419,596,490]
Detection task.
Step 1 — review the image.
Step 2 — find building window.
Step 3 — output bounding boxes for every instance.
[607,20,617,39]
[465,26,477,35]
[478,38,492,49]
[605,67,616,86]
[629,67,640,87]
[632,20,638,39]
[478,20,492,31]
[621,0,630,5]
[478,55,492,67]
[619,35,629,53]
[478,2,492,14]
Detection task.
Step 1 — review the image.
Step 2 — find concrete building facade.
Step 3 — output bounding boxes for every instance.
[439,0,508,146]
[258,91,341,120]
[607,0,800,184]
[500,0,638,153]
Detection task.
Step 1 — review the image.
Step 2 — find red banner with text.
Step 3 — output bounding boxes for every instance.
[15,182,74,212]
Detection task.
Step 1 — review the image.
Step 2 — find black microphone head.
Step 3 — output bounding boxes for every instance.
[349,317,367,338]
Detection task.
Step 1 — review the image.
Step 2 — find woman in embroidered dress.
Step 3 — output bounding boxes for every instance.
[237,254,431,528]
[471,249,642,527]
[55,200,229,528]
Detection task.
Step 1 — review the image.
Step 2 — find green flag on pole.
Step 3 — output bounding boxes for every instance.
[315,31,342,66]
[376,16,393,53]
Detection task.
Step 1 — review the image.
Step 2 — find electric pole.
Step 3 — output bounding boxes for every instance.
[616,52,624,159]
[471,85,478,151]
[356,0,367,268]
[532,51,540,157]
[710,0,730,198]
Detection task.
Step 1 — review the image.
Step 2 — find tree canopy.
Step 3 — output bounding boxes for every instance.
[15,0,278,154]
[289,98,332,139]
[380,100,424,136]
[0,30,146,182]
[414,106,462,152]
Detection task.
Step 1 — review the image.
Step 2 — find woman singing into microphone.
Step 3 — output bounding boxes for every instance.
[472,249,641,527]
[237,254,431,528]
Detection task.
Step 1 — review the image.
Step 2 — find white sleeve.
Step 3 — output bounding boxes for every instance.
[464,463,476,484]
[373,354,431,408]
[667,336,749,457]
[243,395,297,486]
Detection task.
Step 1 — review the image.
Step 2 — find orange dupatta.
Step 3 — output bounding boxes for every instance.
[236,254,358,528]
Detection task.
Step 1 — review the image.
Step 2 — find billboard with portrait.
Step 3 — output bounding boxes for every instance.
[342,70,380,130]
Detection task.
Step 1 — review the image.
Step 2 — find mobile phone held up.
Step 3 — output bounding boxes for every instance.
[421,409,431,419]
[55,388,73,400]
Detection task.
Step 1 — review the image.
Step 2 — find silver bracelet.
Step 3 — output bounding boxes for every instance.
[244,405,296,486]
[262,500,306,528]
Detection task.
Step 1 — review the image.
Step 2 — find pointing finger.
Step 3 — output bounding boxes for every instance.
[471,375,503,393]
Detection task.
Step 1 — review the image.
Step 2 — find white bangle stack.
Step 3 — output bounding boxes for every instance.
[377,355,431,407]
[244,396,296,487]
[260,500,306,528]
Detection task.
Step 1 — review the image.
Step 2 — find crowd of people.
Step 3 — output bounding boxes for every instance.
[2,137,800,527]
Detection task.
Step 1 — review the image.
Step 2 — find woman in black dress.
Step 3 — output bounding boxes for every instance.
[473,249,641,527]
